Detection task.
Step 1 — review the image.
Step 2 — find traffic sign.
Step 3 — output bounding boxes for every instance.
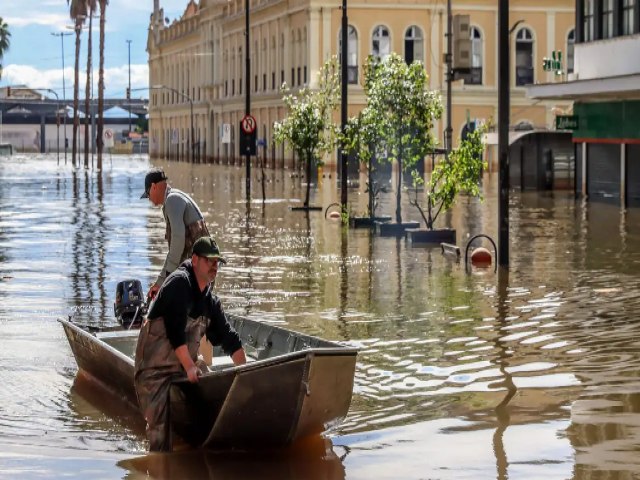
[221,123,231,144]
[241,114,257,134]
[103,128,114,148]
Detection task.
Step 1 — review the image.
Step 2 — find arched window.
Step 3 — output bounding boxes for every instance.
[339,25,358,84]
[567,29,575,74]
[404,26,423,64]
[372,25,390,60]
[515,27,534,86]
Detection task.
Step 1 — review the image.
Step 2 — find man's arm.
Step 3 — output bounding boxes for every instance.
[156,194,187,286]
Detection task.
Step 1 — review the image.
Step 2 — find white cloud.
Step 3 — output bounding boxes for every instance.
[2,63,149,98]
[4,13,70,29]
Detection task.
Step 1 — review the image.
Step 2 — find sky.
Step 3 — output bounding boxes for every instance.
[0,0,189,99]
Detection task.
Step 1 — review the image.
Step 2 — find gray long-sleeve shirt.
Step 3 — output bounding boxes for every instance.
[156,187,205,286]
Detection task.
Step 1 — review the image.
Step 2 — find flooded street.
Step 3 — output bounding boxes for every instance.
[2,154,640,479]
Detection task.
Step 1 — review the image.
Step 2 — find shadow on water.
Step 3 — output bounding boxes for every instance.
[117,435,346,480]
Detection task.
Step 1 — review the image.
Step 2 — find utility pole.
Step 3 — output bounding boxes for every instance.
[340,0,349,211]
[445,0,453,156]
[127,39,132,139]
[51,31,73,164]
[245,0,251,198]
[498,0,510,267]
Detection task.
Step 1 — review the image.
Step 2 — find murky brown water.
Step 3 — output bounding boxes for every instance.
[2,154,640,479]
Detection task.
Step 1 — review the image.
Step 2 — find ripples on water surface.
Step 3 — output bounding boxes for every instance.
[2,154,640,479]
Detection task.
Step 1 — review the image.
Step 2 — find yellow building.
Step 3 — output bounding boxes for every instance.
[147,0,574,168]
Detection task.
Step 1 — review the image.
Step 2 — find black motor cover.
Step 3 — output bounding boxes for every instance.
[114,279,146,327]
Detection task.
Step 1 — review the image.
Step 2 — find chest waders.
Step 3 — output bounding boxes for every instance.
[134,315,207,452]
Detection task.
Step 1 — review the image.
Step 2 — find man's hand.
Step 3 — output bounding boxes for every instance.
[147,284,160,301]
[186,365,200,383]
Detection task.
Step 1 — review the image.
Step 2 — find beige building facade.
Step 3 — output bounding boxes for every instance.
[147,0,574,168]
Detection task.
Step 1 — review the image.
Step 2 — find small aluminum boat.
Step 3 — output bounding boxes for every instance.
[59,315,358,448]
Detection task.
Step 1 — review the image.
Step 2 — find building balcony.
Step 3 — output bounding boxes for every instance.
[574,34,640,81]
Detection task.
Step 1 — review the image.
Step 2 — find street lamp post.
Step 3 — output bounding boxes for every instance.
[498,0,510,267]
[51,31,72,164]
[340,0,348,211]
[152,84,194,163]
[245,0,251,198]
[127,39,132,138]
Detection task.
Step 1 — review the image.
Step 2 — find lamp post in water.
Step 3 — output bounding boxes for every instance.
[498,0,510,267]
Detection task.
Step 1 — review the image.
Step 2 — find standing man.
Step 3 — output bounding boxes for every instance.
[141,168,210,298]
[134,235,247,452]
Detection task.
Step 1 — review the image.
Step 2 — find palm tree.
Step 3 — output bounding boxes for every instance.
[68,0,87,167]
[84,0,97,168]
[0,17,11,80]
[96,0,109,171]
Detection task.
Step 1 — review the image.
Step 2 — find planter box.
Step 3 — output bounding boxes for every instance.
[375,221,420,237]
[407,228,456,245]
[350,216,392,228]
[290,206,323,211]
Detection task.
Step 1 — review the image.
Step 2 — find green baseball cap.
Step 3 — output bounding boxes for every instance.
[192,236,227,264]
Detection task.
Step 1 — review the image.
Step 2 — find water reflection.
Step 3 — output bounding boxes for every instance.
[118,436,345,480]
[4,156,640,478]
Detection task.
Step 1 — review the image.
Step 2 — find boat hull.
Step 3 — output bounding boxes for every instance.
[59,316,358,448]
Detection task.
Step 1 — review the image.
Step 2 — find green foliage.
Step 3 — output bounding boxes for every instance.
[274,57,341,206]
[0,17,11,79]
[422,126,488,229]
[359,53,443,223]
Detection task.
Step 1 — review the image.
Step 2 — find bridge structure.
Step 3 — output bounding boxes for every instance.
[0,97,149,154]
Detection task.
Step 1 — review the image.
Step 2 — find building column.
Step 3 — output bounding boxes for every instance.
[546,12,555,84]
[621,143,627,209]
[322,6,331,63]
[308,7,321,88]
[582,141,587,198]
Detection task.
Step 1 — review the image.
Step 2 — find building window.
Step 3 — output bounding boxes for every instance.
[232,79,235,96]
[272,72,275,90]
[515,27,534,86]
[263,73,266,91]
[623,0,636,35]
[372,25,391,60]
[602,0,614,38]
[291,68,294,86]
[297,67,301,85]
[567,29,575,74]
[583,0,595,41]
[304,66,307,84]
[281,70,284,86]
[338,25,358,84]
[404,26,424,64]
[469,26,483,85]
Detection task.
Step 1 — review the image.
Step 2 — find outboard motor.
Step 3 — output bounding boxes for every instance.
[114,279,146,328]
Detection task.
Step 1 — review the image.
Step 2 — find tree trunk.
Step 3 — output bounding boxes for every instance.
[84,13,93,169]
[368,153,374,218]
[72,23,81,168]
[305,150,312,207]
[97,1,106,170]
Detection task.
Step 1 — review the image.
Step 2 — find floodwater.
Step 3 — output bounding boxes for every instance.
[2,154,640,479]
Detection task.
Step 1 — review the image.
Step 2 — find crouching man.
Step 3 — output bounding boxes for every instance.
[134,236,247,452]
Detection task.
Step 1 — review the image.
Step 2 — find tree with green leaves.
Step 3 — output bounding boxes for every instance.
[344,107,385,220]
[274,57,341,208]
[0,18,10,80]
[364,53,443,224]
[410,126,487,229]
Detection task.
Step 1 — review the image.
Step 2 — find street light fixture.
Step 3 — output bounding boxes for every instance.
[126,39,132,139]
[151,84,194,162]
[51,31,72,164]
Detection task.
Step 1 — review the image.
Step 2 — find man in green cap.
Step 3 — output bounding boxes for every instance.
[134,235,247,452]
